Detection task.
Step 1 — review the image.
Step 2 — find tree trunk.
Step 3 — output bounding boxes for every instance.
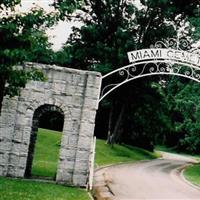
[110,104,126,144]
[0,75,6,115]
[106,102,114,144]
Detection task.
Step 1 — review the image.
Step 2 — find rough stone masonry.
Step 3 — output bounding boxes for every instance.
[0,62,102,186]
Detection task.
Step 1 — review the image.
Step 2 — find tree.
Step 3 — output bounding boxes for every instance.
[55,0,200,150]
[161,78,200,154]
[0,1,59,112]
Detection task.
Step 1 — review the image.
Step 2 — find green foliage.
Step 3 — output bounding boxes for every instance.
[53,0,82,20]
[56,0,200,151]
[0,177,90,200]
[32,128,62,178]
[160,78,200,154]
[5,69,46,97]
[121,82,167,148]
[0,0,21,9]
[190,17,200,40]
[56,0,139,71]
[2,0,198,155]
[175,84,200,154]
[0,1,57,110]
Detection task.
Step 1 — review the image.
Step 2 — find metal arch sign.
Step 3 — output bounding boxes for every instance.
[98,38,200,103]
[127,48,200,67]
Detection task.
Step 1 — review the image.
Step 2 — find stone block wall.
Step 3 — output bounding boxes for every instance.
[0,62,101,186]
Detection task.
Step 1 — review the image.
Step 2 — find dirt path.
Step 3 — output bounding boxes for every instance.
[95,152,200,200]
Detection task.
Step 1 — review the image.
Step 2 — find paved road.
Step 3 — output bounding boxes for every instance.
[105,153,200,200]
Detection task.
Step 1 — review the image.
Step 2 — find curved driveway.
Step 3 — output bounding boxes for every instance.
[104,152,200,200]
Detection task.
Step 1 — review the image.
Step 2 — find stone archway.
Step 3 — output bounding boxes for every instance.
[0,63,102,187]
[25,104,64,178]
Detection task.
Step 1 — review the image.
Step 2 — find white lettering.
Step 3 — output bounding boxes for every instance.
[130,51,142,61]
[128,49,162,62]
[127,48,200,67]
[143,50,150,59]
[175,51,182,60]
[167,50,173,58]
[151,49,161,58]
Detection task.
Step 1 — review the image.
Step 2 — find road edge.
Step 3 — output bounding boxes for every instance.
[92,160,152,200]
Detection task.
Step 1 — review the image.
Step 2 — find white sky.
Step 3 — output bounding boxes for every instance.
[20,0,54,11]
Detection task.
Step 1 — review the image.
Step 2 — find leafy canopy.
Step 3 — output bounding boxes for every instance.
[0,0,57,104]
[54,0,200,151]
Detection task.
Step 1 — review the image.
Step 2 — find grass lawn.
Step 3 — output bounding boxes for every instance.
[0,128,90,200]
[32,128,62,178]
[0,177,90,200]
[33,129,159,173]
[184,164,200,187]
[1,129,160,200]
[95,139,159,167]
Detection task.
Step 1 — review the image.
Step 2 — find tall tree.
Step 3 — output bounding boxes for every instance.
[56,0,200,149]
[159,77,200,154]
[0,1,58,112]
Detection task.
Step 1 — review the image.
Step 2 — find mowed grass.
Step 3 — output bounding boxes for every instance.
[32,129,159,173]
[32,128,61,178]
[32,129,159,172]
[184,164,200,187]
[1,128,90,200]
[1,129,159,200]
[95,139,159,167]
[0,177,90,200]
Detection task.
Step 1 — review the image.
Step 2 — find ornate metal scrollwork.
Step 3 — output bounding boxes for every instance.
[99,38,200,103]
[153,37,191,51]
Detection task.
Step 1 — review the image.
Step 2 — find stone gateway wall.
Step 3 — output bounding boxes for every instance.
[0,63,101,187]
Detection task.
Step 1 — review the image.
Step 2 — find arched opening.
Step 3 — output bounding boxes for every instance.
[99,61,200,103]
[97,69,200,154]
[96,46,200,153]
[97,57,200,151]
[25,104,64,180]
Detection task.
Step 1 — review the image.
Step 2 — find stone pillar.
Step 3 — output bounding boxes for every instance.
[56,72,101,186]
[0,97,19,176]
[72,74,101,186]
[0,63,102,187]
